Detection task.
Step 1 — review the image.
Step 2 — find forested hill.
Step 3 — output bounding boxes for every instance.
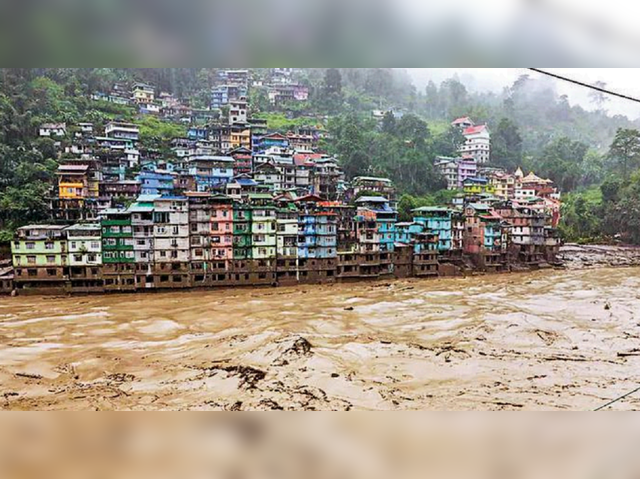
[2,68,640,243]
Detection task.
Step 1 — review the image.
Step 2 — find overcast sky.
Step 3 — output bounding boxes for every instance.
[406,69,640,120]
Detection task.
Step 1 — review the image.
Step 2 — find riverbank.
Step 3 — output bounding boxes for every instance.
[2,267,640,410]
[559,244,640,269]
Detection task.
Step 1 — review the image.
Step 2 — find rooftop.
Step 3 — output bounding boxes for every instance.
[64,223,101,231]
[355,196,389,204]
[18,224,67,231]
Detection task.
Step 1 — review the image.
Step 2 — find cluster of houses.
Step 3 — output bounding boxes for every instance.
[88,69,309,121]
[2,80,563,295]
[6,187,560,295]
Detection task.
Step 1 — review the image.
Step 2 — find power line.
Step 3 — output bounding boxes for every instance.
[528,68,640,105]
[594,384,640,411]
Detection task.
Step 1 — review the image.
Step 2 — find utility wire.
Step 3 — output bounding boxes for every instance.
[594,385,640,411]
[528,67,640,411]
[528,68,640,105]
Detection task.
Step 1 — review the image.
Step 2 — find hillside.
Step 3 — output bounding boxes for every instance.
[2,68,640,243]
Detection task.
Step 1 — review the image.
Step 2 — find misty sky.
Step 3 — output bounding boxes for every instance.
[406,69,640,120]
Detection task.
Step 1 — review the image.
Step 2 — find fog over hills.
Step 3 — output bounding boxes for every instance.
[405,68,640,120]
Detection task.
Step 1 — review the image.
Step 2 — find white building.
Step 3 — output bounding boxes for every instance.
[105,122,140,141]
[229,99,248,125]
[434,157,458,190]
[39,123,67,137]
[153,197,190,263]
[459,124,491,164]
[65,224,102,266]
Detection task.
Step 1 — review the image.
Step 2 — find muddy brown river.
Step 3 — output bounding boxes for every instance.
[2,267,640,410]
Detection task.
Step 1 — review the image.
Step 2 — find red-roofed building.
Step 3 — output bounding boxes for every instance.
[451,117,474,128]
[460,123,490,164]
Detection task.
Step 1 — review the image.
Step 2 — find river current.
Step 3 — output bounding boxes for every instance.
[1,267,640,410]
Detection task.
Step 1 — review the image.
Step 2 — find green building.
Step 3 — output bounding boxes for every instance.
[233,203,252,259]
[101,209,135,264]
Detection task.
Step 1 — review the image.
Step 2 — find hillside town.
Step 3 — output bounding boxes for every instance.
[1,70,562,295]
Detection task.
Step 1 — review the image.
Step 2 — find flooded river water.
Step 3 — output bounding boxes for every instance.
[2,267,640,410]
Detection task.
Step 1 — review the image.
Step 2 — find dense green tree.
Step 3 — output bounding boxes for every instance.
[424,80,441,118]
[491,118,523,170]
[321,68,344,113]
[607,128,640,177]
[394,114,430,149]
[381,111,396,135]
[537,137,588,192]
[431,126,465,158]
[364,69,394,98]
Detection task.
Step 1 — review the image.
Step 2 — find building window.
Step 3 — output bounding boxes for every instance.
[45,242,54,250]
[46,255,55,263]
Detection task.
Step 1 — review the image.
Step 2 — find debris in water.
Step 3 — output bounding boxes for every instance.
[15,372,43,380]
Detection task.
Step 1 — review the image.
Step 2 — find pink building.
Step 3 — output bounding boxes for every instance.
[211,198,234,260]
[457,157,478,188]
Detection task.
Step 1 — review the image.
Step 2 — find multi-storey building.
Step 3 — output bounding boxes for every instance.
[459,124,490,164]
[352,176,396,206]
[313,158,343,200]
[286,131,314,151]
[462,177,496,196]
[251,204,277,260]
[137,170,175,196]
[254,133,289,153]
[229,99,248,125]
[132,83,155,104]
[184,155,234,191]
[412,207,453,252]
[12,225,68,293]
[275,200,299,284]
[230,147,253,176]
[434,155,479,190]
[128,195,157,288]
[232,203,253,260]
[99,180,141,202]
[462,204,507,271]
[101,209,135,291]
[489,171,516,200]
[210,195,234,262]
[105,121,140,142]
[152,196,190,287]
[354,196,396,275]
[52,163,99,222]
[296,196,338,283]
[434,157,458,190]
[211,84,246,109]
[65,223,103,292]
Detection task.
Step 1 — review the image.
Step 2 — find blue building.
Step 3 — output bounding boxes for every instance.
[137,169,175,196]
[296,196,337,259]
[355,196,397,253]
[187,127,209,141]
[211,84,246,109]
[412,206,453,252]
[186,156,234,192]
[254,133,289,153]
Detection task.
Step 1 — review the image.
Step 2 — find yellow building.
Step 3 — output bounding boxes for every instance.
[57,164,89,200]
[463,178,496,195]
[230,126,252,150]
[489,173,515,199]
[133,83,154,104]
